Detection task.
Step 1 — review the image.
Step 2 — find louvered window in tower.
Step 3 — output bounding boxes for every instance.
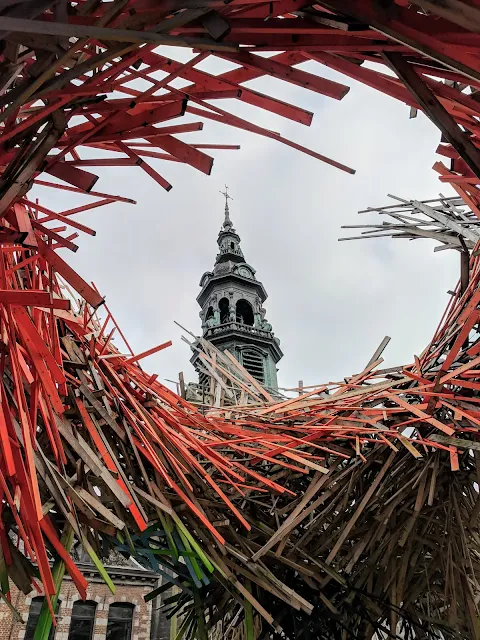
[241,349,265,383]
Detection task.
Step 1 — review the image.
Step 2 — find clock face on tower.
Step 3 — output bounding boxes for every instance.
[238,266,252,278]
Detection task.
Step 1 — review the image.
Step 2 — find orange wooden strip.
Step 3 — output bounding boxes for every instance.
[385,394,455,436]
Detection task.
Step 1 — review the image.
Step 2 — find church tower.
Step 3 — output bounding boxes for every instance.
[191,188,282,390]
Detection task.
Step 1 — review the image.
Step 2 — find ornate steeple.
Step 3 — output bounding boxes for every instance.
[191,190,282,390]
[220,185,233,230]
[215,188,244,264]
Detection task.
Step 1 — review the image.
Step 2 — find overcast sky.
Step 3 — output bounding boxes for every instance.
[31,49,459,392]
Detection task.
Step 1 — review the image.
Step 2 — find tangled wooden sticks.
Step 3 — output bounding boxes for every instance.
[4,1,480,638]
[171,184,480,639]
[195,282,480,634]
[6,0,480,216]
[0,187,478,640]
[0,198,356,637]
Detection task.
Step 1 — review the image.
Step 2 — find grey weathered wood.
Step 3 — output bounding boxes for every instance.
[55,415,131,507]
[412,200,480,243]
[366,336,391,369]
[430,434,480,451]
[341,193,480,255]
[178,371,186,399]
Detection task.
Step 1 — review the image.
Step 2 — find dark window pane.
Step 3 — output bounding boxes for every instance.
[68,619,95,640]
[72,602,96,618]
[25,600,42,640]
[106,620,132,640]
[68,600,97,640]
[106,604,134,640]
[25,597,60,640]
[109,605,134,620]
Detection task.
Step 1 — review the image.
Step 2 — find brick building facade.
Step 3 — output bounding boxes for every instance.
[0,558,171,640]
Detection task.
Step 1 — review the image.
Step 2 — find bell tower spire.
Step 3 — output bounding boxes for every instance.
[191,189,283,391]
[220,185,233,230]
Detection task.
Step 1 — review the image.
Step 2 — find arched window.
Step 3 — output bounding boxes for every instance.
[106,603,134,640]
[236,299,254,326]
[205,306,214,321]
[230,241,235,250]
[219,297,229,324]
[25,596,61,640]
[68,600,97,640]
[241,349,265,383]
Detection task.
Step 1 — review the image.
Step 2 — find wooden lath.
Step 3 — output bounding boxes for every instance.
[341,193,480,252]
[178,325,280,408]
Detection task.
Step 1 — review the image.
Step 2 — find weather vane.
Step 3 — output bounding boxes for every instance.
[220,185,233,204]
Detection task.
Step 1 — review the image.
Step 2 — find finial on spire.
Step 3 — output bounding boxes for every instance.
[219,185,233,229]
